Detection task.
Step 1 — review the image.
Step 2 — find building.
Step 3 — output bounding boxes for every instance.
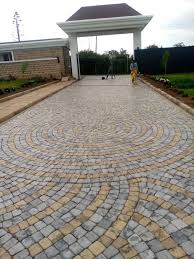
[57,3,152,79]
[0,38,70,80]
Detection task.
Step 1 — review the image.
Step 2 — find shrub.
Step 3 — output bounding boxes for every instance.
[4,88,11,93]
[177,90,184,95]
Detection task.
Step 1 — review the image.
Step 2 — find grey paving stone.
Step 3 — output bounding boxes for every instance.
[63,234,76,245]
[103,245,118,258]
[140,249,155,259]
[181,241,194,255]
[9,243,24,256]
[156,250,174,259]
[45,246,59,258]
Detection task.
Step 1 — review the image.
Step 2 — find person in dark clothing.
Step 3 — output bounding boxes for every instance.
[106,56,115,79]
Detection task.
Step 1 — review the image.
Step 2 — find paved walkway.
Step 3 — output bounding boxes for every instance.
[0,75,193,259]
[0,80,74,124]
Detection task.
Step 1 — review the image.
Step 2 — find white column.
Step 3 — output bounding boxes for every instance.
[133,30,142,57]
[69,36,79,79]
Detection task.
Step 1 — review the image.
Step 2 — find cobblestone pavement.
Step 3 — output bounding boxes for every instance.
[0,75,194,259]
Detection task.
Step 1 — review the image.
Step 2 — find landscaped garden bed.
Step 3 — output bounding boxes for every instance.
[0,77,55,99]
[143,73,194,109]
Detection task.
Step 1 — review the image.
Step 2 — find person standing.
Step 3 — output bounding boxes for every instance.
[130,59,138,84]
[106,55,115,79]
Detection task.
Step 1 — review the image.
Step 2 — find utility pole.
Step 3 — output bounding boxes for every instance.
[13,11,21,42]
[95,36,98,53]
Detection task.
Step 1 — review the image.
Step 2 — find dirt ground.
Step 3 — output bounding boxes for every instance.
[143,76,194,109]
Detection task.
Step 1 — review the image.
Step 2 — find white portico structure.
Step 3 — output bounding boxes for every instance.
[57,3,152,79]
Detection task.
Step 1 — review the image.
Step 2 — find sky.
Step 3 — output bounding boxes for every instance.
[0,0,194,55]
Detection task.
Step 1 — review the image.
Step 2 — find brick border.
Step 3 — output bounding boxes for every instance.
[140,78,194,117]
[0,80,59,103]
[0,80,76,124]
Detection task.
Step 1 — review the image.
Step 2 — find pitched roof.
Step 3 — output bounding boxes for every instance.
[67,3,141,21]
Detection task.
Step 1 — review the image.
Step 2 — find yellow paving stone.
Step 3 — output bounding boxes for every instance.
[131,213,143,222]
[27,216,39,225]
[83,209,93,217]
[71,219,81,228]
[120,245,138,259]
[39,238,52,249]
[99,235,112,247]
[9,225,20,234]
[18,221,29,230]
[45,207,54,215]
[25,196,33,203]
[156,228,170,241]
[60,224,74,235]
[105,227,119,240]
[114,220,126,231]
[139,217,151,226]
[147,222,160,232]
[48,230,63,242]
[74,256,82,259]
[161,202,172,209]
[0,248,6,256]
[51,202,62,211]
[15,200,26,208]
[176,211,188,219]
[169,247,186,258]
[183,216,194,225]
[36,211,46,219]
[1,253,12,259]
[118,214,131,222]
[78,214,88,223]
[170,206,179,214]
[29,244,43,257]
[161,238,177,249]
[80,249,94,259]
[113,237,128,249]
[89,241,105,256]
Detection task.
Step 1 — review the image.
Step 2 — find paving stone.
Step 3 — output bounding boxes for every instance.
[0,76,194,258]
[156,250,174,259]
[181,241,194,255]
[103,245,118,258]
[9,243,24,256]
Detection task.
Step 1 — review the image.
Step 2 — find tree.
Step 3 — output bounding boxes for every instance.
[104,50,119,57]
[173,42,185,47]
[146,44,159,49]
[12,11,22,42]
[161,50,170,75]
[119,48,127,56]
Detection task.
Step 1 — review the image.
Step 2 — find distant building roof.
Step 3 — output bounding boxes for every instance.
[0,38,69,51]
[67,3,141,21]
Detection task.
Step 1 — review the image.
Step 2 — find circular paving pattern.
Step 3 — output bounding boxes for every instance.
[0,75,194,259]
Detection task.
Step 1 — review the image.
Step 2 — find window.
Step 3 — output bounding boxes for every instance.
[0,52,13,61]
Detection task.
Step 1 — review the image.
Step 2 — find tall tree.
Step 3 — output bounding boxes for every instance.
[161,50,170,75]
[12,11,22,42]
[173,42,185,47]
[146,44,159,49]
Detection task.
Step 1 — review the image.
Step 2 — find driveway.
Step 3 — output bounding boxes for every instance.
[0,75,194,259]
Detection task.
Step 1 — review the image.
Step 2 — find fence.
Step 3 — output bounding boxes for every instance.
[79,56,131,75]
[135,46,194,75]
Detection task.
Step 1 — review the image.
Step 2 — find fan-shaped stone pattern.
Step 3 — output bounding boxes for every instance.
[0,75,194,258]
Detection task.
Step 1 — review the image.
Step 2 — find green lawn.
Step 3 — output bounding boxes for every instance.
[0,78,47,96]
[159,73,194,96]
[0,80,27,90]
